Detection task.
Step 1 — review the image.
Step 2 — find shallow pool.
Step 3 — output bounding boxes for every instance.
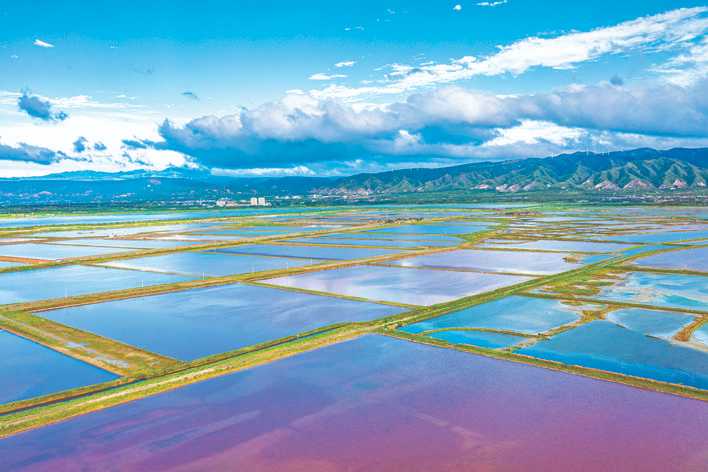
[0,330,117,404]
[425,329,526,349]
[518,320,708,389]
[596,272,708,311]
[387,249,583,275]
[102,251,317,277]
[265,265,530,306]
[0,265,189,305]
[402,296,586,335]
[215,244,400,261]
[480,239,634,253]
[367,222,489,236]
[2,335,706,471]
[632,246,708,272]
[41,284,404,360]
[606,308,694,340]
[0,243,137,261]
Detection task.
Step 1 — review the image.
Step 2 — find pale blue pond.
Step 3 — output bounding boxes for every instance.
[50,238,200,249]
[607,230,708,244]
[286,237,455,248]
[318,233,462,243]
[0,260,24,269]
[606,308,694,340]
[623,245,669,257]
[215,244,400,260]
[0,243,138,261]
[402,296,584,335]
[102,251,317,277]
[425,330,527,349]
[41,284,404,360]
[693,325,708,346]
[518,320,708,389]
[31,223,217,238]
[387,249,583,275]
[481,240,634,253]
[633,246,708,272]
[596,272,707,311]
[265,265,530,306]
[367,222,489,236]
[0,330,118,404]
[0,265,189,305]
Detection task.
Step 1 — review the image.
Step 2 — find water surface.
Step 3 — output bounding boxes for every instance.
[388,249,583,275]
[0,330,117,404]
[102,251,316,277]
[42,284,403,360]
[633,246,708,272]
[265,265,530,306]
[402,296,586,335]
[518,320,708,389]
[2,335,707,471]
[215,244,400,260]
[0,265,189,305]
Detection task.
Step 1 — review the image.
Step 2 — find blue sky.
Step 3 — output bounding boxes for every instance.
[0,1,707,176]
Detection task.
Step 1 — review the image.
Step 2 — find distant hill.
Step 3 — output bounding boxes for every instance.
[314,148,708,196]
[0,147,706,206]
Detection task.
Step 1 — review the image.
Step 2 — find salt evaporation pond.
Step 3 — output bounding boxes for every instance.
[694,325,708,346]
[0,330,117,404]
[287,237,456,248]
[0,260,24,269]
[31,223,217,238]
[215,244,400,260]
[41,285,403,360]
[49,238,200,249]
[102,251,316,277]
[633,246,708,272]
[425,329,526,349]
[0,265,189,305]
[518,320,708,389]
[607,229,708,244]
[0,243,138,260]
[265,265,530,306]
[3,335,707,471]
[402,296,585,335]
[367,222,489,235]
[606,308,695,340]
[387,249,582,275]
[319,232,462,243]
[481,239,634,253]
[596,272,708,311]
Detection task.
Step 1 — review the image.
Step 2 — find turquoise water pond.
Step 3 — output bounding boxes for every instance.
[402,296,585,335]
[596,272,707,311]
[367,222,489,236]
[425,330,527,349]
[606,308,694,340]
[518,320,708,389]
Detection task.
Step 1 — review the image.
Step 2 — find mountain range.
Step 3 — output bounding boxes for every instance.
[1,147,706,206]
